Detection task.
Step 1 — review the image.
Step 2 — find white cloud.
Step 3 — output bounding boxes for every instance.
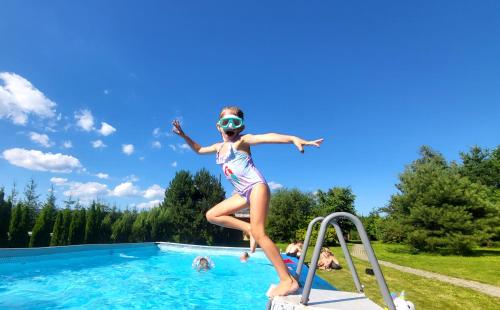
[74,109,94,131]
[152,127,161,138]
[268,181,283,191]
[98,122,116,136]
[50,177,68,186]
[143,184,165,200]
[91,139,107,148]
[62,141,73,148]
[0,72,56,125]
[168,143,190,153]
[104,89,109,95]
[125,174,139,182]
[152,127,172,138]
[96,172,109,179]
[171,161,178,167]
[44,126,57,133]
[122,144,134,155]
[137,199,161,209]
[110,182,140,197]
[152,141,161,149]
[63,181,109,201]
[2,148,82,173]
[29,132,52,147]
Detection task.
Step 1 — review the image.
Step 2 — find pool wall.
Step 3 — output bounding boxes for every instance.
[156,241,265,257]
[0,242,156,262]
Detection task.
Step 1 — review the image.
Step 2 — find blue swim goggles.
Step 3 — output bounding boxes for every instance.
[217,115,244,129]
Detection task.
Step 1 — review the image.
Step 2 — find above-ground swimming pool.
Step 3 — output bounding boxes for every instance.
[0,242,334,309]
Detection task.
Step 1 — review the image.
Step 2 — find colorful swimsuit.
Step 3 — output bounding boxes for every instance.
[216,140,267,201]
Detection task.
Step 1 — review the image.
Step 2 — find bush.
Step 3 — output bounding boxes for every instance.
[267,189,314,242]
[295,224,337,246]
[379,217,406,243]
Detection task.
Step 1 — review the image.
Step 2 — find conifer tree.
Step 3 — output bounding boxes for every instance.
[148,207,171,242]
[23,179,40,228]
[111,211,136,242]
[193,169,227,244]
[385,146,500,254]
[8,203,30,247]
[61,208,72,245]
[29,189,56,247]
[132,211,151,242]
[162,169,227,245]
[50,211,64,246]
[85,202,104,243]
[68,207,86,245]
[51,208,72,246]
[0,188,12,247]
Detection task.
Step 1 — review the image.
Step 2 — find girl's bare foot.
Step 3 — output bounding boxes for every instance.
[269,275,299,297]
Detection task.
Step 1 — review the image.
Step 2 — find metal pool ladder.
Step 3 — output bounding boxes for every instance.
[295,212,396,310]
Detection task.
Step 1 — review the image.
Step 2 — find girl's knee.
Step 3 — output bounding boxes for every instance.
[205,209,217,223]
[250,228,266,241]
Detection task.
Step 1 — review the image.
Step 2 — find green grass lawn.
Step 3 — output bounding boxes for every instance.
[276,243,500,309]
[365,242,500,286]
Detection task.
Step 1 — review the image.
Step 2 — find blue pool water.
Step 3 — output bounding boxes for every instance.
[0,243,334,309]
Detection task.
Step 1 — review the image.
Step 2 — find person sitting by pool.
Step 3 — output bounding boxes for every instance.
[240,251,250,263]
[192,256,214,272]
[317,247,341,270]
[285,240,302,258]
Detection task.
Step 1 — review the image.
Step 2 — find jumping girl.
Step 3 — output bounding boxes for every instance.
[172,106,323,297]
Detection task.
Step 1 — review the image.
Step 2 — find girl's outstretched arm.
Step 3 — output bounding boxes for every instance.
[243,133,323,153]
[172,120,220,154]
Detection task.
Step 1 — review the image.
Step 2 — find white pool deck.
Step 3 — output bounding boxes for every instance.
[269,289,383,310]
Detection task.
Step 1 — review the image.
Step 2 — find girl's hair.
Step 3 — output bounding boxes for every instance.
[219,106,244,119]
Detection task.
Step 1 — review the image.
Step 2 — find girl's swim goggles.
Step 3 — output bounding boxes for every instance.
[217,115,244,129]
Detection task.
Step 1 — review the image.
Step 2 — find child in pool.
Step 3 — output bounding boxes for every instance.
[240,251,250,263]
[192,256,213,272]
[172,106,323,297]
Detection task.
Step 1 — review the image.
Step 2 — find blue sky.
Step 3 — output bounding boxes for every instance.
[0,1,499,214]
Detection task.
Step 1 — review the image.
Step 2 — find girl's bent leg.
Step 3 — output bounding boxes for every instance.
[249,184,299,297]
[206,194,254,245]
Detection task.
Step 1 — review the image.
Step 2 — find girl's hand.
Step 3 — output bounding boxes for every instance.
[172,120,186,137]
[292,137,324,153]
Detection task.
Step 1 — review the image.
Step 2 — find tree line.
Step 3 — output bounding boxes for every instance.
[0,169,242,248]
[1,145,498,255]
[0,170,357,249]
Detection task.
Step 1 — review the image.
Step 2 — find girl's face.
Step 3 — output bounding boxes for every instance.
[217,109,244,141]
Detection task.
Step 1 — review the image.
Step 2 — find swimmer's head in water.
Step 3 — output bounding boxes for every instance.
[199,258,209,268]
[240,251,250,262]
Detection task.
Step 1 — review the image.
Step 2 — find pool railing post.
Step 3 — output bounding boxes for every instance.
[331,221,363,293]
[300,215,329,305]
[295,216,323,280]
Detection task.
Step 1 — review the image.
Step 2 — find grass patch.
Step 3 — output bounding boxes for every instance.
[366,242,500,286]
[276,243,500,309]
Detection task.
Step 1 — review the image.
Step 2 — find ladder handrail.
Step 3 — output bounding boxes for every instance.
[295,216,323,279]
[299,212,395,310]
[331,220,363,292]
